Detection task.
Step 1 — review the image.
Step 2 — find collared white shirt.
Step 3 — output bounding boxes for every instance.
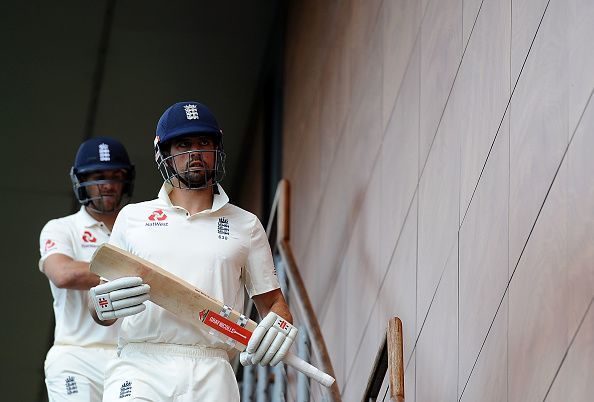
[109,183,280,350]
[39,207,120,347]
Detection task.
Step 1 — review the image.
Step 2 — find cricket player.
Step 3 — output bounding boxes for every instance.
[39,137,135,401]
[89,101,297,401]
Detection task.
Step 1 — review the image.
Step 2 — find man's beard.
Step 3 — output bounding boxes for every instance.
[90,193,122,213]
[178,167,214,189]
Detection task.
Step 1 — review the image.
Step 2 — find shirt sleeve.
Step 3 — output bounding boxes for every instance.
[244,216,280,297]
[38,219,75,272]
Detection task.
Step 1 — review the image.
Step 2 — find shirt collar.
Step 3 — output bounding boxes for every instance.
[76,206,103,228]
[158,182,229,214]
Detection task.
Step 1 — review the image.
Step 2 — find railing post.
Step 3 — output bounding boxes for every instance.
[271,363,286,402]
[257,365,269,402]
[242,365,255,402]
[388,318,404,402]
[239,179,342,402]
[277,241,341,402]
[362,317,404,402]
[296,326,310,402]
[275,254,288,299]
[277,179,290,242]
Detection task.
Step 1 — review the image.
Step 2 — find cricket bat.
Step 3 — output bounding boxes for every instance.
[90,243,335,388]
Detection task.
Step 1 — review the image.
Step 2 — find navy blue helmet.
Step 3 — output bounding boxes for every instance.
[70,137,135,213]
[154,101,225,190]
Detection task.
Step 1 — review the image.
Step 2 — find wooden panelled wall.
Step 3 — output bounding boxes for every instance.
[281,0,594,401]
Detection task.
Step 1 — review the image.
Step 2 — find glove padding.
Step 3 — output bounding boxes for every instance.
[240,312,298,367]
[90,277,150,321]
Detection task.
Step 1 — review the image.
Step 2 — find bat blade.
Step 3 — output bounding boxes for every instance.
[89,243,257,339]
[90,243,335,387]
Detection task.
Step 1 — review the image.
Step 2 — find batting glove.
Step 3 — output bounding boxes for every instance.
[240,312,298,367]
[90,277,150,321]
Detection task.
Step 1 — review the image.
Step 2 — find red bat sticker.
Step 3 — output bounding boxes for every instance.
[198,309,252,345]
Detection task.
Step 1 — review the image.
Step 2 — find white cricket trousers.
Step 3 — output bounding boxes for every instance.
[44,344,117,402]
[102,343,240,401]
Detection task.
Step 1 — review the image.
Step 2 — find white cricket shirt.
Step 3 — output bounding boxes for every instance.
[39,207,120,347]
[109,183,280,350]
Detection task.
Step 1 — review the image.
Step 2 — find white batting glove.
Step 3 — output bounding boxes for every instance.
[240,312,298,367]
[90,277,150,321]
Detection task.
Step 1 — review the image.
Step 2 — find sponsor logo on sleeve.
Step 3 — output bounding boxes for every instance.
[65,376,78,395]
[44,239,56,253]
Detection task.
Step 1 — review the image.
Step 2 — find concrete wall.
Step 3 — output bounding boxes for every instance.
[282,0,594,401]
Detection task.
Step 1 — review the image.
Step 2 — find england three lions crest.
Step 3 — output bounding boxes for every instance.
[217,217,229,240]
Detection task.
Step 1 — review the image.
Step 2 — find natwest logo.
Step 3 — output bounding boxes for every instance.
[44,239,56,252]
[82,231,97,243]
[148,209,167,221]
[146,209,169,227]
[81,230,99,248]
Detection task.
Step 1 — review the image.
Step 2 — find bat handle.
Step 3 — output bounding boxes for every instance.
[282,352,335,387]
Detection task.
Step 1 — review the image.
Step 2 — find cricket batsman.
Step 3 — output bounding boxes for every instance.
[40,137,135,401]
[89,102,297,401]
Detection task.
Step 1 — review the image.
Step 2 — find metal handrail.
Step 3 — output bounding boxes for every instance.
[243,179,341,401]
[272,179,341,401]
[362,317,405,402]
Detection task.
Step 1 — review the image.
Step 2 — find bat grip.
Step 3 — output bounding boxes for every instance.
[283,352,335,387]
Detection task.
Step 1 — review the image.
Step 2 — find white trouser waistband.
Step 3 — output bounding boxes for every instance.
[52,343,117,351]
[121,342,228,361]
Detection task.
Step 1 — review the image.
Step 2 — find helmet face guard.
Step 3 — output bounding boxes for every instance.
[70,168,135,214]
[155,145,225,190]
[70,136,135,214]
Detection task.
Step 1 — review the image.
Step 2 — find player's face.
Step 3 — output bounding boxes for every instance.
[84,169,126,213]
[169,135,217,188]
